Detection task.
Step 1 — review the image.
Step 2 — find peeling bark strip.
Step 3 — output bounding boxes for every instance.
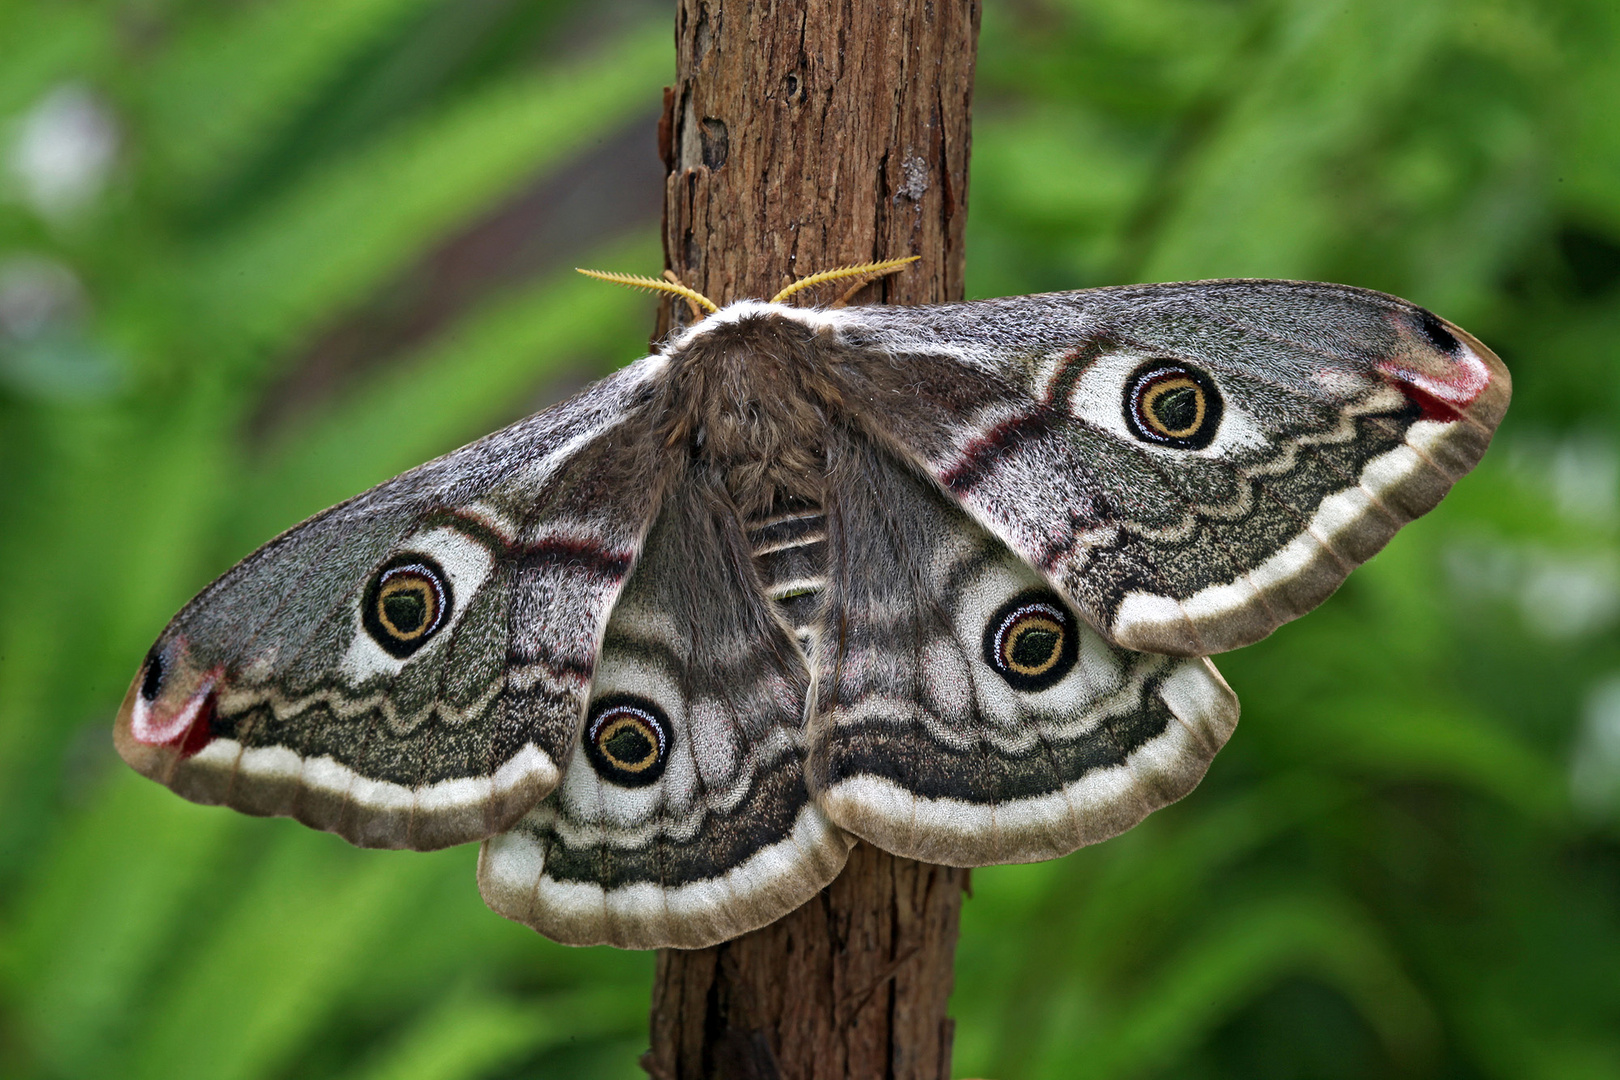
[645,2,980,1078]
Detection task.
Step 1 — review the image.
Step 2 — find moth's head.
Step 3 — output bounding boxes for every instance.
[662,299,843,355]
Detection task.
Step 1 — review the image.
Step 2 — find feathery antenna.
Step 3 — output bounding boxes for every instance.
[771,255,920,304]
[574,268,720,314]
[575,255,920,316]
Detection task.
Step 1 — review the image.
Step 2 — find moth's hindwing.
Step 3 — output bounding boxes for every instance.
[115,358,669,850]
[477,477,853,949]
[833,280,1510,656]
[808,433,1239,865]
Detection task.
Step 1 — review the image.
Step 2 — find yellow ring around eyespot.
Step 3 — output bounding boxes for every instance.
[597,715,660,771]
[1002,615,1065,676]
[377,577,437,640]
[1141,377,1206,438]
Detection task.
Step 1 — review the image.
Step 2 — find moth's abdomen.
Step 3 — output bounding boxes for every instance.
[748,503,828,648]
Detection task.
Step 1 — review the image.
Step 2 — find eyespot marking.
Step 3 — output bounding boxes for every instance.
[584,696,671,788]
[983,591,1079,692]
[1123,361,1223,449]
[362,555,452,658]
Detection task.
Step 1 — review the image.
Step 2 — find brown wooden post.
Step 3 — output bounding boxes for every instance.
[644,3,981,1079]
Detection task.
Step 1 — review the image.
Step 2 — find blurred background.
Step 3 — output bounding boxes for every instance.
[1,0,1616,1077]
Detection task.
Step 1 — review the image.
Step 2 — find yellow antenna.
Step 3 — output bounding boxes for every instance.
[770,255,920,305]
[574,268,720,314]
[576,255,920,315]
[661,271,707,321]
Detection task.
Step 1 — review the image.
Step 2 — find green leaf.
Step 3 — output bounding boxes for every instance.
[185,21,668,359]
[139,0,444,200]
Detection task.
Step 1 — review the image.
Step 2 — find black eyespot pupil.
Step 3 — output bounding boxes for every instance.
[1010,626,1059,669]
[1152,385,1200,432]
[603,723,654,767]
[383,590,427,634]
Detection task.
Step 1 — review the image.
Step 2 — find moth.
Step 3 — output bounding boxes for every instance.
[116,263,1509,949]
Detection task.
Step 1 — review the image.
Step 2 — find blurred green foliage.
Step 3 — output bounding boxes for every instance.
[0,0,1616,1077]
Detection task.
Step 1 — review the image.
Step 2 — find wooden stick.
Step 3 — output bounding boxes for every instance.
[645,2,981,1077]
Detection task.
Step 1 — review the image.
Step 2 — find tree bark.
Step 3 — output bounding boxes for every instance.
[645,3,980,1079]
